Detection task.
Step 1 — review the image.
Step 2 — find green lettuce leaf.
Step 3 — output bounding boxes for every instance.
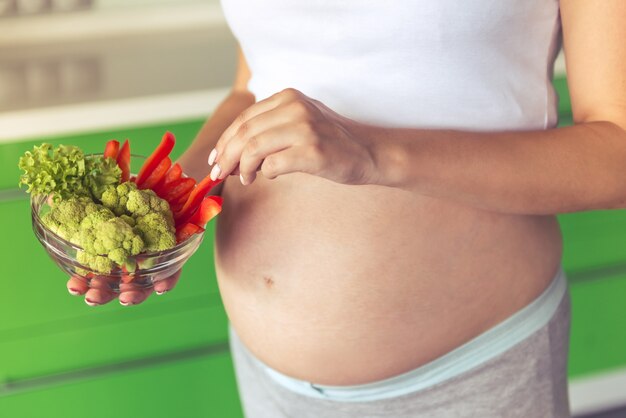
[18,143,121,201]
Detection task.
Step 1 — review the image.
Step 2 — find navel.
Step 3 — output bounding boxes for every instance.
[263,276,274,288]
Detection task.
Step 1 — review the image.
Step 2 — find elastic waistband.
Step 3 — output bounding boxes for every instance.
[256,266,568,402]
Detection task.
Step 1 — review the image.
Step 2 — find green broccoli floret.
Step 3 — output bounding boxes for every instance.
[41,197,98,244]
[119,214,136,227]
[102,184,176,251]
[128,189,176,251]
[40,196,148,274]
[101,182,138,216]
[100,183,176,252]
[79,210,144,267]
[77,251,116,275]
[40,179,176,274]
[126,188,171,217]
[134,212,176,252]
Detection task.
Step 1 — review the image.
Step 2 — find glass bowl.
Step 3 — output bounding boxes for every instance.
[30,154,204,293]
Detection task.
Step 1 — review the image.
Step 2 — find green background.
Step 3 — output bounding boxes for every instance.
[1,77,625,417]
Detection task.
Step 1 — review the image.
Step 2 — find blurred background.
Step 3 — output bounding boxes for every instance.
[0,1,625,417]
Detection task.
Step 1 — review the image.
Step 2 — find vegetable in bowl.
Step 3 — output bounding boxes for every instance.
[40,182,176,274]
[20,132,223,287]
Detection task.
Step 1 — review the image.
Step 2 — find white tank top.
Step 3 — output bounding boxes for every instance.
[220,0,561,131]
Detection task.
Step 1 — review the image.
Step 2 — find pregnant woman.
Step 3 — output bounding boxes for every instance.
[69,1,626,416]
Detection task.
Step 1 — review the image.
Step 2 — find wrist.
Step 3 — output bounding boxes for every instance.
[354,124,409,188]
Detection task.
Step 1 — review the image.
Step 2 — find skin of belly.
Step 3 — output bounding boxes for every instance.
[215,172,563,386]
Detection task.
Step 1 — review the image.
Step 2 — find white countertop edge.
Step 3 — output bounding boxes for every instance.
[0,88,230,143]
[0,3,227,48]
[569,366,626,416]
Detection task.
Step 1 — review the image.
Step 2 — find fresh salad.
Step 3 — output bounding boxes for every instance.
[19,132,222,275]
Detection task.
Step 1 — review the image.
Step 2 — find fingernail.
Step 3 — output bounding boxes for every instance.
[85,298,99,306]
[208,149,217,165]
[210,164,221,181]
[240,174,246,185]
[156,289,169,295]
[69,288,81,295]
[120,300,135,306]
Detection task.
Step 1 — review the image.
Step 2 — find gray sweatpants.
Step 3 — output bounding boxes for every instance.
[229,291,571,418]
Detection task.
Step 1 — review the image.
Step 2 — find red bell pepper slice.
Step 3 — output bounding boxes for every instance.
[138,157,172,190]
[117,139,131,182]
[169,189,192,212]
[154,163,183,196]
[174,174,222,225]
[136,131,176,186]
[162,178,196,202]
[174,187,193,204]
[164,163,182,184]
[104,140,120,159]
[175,222,204,244]
[188,196,222,228]
[170,200,186,213]
[169,189,193,214]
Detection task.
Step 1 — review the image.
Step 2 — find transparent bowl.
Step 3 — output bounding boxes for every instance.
[30,154,204,293]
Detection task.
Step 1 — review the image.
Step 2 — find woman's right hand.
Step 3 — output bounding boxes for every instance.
[66,270,182,306]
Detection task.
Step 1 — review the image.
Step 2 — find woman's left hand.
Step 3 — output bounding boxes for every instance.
[208,88,379,186]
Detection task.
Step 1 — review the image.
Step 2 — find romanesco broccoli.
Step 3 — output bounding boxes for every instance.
[135,212,176,251]
[101,182,138,216]
[76,251,116,275]
[102,183,176,252]
[41,197,98,245]
[40,182,175,273]
[79,212,145,265]
[126,188,171,217]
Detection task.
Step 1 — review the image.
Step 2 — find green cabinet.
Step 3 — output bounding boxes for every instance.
[1,120,244,418]
[0,353,243,418]
[568,272,626,377]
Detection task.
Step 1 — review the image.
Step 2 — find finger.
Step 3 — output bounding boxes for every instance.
[84,288,117,306]
[67,276,89,296]
[238,123,309,185]
[84,277,117,306]
[211,89,305,170]
[212,101,307,181]
[84,275,118,306]
[153,270,182,295]
[118,287,153,306]
[260,146,321,180]
[217,88,303,150]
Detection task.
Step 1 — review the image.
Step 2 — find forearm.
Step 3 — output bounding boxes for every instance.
[368,121,626,215]
[177,90,255,193]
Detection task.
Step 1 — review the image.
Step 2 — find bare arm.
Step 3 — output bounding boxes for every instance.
[370,121,626,215]
[210,0,626,215]
[370,0,626,214]
[177,47,255,194]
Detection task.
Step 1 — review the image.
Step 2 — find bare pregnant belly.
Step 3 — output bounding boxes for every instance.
[214,173,563,385]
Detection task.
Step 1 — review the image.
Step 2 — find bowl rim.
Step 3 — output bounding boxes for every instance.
[30,153,204,259]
